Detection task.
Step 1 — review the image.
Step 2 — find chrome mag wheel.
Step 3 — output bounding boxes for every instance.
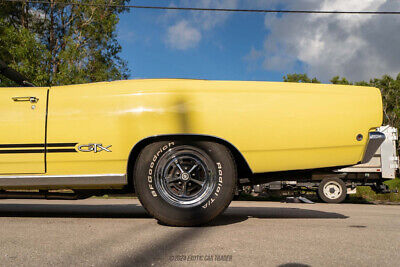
[135,141,236,226]
[154,146,217,208]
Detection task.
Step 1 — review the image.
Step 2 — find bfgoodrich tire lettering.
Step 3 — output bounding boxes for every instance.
[134,140,236,226]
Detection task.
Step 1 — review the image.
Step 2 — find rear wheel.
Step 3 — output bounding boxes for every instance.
[318,177,347,203]
[134,140,236,226]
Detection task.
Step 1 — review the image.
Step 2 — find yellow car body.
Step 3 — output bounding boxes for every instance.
[0,79,382,189]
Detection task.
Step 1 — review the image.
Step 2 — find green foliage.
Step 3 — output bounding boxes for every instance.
[348,181,400,203]
[0,20,50,86]
[330,76,351,85]
[369,74,400,128]
[0,0,130,87]
[385,178,400,191]
[283,73,320,83]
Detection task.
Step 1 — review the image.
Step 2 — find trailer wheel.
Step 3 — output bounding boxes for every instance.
[317,177,347,203]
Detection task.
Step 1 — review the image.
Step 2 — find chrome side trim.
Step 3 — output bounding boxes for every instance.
[0,174,127,189]
[361,131,386,164]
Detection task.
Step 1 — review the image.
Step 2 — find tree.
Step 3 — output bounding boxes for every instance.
[283,73,320,84]
[0,19,50,86]
[369,74,400,128]
[330,76,351,85]
[0,0,130,87]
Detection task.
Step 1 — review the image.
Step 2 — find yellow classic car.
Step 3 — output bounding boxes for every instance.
[0,77,383,226]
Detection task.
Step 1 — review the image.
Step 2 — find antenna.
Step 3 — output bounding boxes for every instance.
[0,59,35,87]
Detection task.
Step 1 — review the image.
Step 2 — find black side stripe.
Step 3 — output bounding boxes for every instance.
[47,149,77,153]
[47,143,78,147]
[0,149,45,154]
[0,149,77,154]
[0,143,77,148]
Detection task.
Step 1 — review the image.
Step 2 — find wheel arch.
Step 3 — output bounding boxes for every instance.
[126,134,253,192]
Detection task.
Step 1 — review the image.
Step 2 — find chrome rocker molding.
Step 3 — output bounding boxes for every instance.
[0,174,127,189]
[361,131,386,164]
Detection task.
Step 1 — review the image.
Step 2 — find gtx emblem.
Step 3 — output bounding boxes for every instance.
[78,144,112,153]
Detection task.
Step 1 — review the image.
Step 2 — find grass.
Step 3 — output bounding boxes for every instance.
[386,177,400,190]
[347,178,400,203]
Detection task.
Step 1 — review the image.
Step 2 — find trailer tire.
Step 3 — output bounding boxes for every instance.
[318,177,347,203]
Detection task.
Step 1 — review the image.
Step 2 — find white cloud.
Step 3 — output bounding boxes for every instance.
[162,0,400,80]
[190,0,239,30]
[163,0,239,50]
[166,20,202,50]
[246,0,400,81]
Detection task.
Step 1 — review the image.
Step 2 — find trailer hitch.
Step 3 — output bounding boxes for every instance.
[370,183,397,194]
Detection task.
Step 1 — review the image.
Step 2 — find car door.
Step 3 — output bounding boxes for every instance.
[0,87,48,174]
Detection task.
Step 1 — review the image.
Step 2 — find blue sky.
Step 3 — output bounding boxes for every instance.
[116,0,400,82]
[116,1,287,81]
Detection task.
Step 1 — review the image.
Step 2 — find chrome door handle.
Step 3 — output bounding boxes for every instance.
[12,96,39,103]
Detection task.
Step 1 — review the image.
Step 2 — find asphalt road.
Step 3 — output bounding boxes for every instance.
[0,199,399,267]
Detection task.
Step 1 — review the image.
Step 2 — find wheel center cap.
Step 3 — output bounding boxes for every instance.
[181,173,190,181]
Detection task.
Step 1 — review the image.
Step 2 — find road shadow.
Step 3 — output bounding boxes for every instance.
[0,203,347,225]
[207,206,348,226]
[0,203,151,218]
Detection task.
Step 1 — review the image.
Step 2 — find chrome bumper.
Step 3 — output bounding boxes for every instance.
[361,131,386,164]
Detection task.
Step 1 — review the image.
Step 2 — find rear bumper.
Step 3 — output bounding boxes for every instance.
[361,131,386,164]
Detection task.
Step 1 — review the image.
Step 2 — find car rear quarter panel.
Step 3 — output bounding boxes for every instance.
[46,79,382,175]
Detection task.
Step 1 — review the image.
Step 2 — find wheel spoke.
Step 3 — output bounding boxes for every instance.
[174,159,184,173]
[156,149,216,206]
[165,175,180,183]
[179,181,187,197]
[188,163,198,174]
[190,178,205,186]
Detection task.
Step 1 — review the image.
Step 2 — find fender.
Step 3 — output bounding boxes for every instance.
[126,134,253,184]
